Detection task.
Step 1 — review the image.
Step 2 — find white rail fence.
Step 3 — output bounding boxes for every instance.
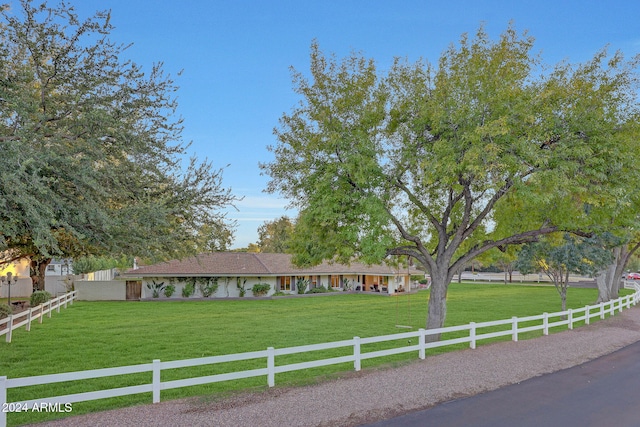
[1,286,639,427]
[0,291,77,344]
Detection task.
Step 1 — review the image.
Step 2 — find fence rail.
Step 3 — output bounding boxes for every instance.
[1,286,639,427]
[0,291,77,344]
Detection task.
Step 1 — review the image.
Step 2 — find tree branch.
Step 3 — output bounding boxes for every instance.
[0,252,34,266]
[392,177,442,233]
[451,225,558,274]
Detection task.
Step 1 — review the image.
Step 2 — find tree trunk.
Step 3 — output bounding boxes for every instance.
[30,257,51,292]
[595,246,627,303]
[425,271,449,342]
[610,245,628,299]
[595,271,611,303]
[561,270,569,315]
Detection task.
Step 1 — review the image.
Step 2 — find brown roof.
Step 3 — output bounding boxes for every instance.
[125,252,420,277]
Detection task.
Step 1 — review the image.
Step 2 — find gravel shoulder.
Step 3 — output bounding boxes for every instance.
[34,306,640,427]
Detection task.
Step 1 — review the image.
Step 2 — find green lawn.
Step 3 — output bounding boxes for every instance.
[0,283,631,425]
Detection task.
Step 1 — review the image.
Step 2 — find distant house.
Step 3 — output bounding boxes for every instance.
[122,252,422,299]
[45,259,74,276]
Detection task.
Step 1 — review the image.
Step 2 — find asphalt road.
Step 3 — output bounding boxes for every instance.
[364,341,640,427]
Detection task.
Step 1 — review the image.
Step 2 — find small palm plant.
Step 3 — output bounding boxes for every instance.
[146,280,165,298]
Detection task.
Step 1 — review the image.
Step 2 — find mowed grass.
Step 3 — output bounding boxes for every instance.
[0,283,630,425]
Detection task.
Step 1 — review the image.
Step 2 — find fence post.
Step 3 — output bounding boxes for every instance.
[610,301,615,316]
[600,303,605,320]
[353,337,361,371]
[543,313,548,336]
[418,329,426,359]
[512,317,518,342]
[267,347,275,387]
[6,315,12,343]
[26,307,32,332]
[64,294,68,309]
[152,359,161,403]
[585,305,590,325]
[0,376,7,427]
[38,304,44,324]
[469,322,476,349]
[56,297,61,314]
[47,300,52,318]
[568,309,573,330]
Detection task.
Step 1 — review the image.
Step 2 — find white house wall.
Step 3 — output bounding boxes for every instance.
[128,274,409,300]
[141,277,280,299]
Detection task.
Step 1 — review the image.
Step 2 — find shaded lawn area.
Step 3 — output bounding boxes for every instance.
[0,283,628,425]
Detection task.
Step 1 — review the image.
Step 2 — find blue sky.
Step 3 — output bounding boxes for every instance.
[44,1,640,247]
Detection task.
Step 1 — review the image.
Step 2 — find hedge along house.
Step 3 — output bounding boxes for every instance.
[124,252,421,299]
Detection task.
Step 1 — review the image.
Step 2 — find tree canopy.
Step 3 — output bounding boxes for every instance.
[516,233,615,311]
[262,26,640,332]
[257,216,294,253]
[0,1,237,287]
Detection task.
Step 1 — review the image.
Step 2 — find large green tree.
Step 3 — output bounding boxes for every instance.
[262,27,639,334]
[257,216,294,253]
[516,233,614,311]
[0,1,236,289]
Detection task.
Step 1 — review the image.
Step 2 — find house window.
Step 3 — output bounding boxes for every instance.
[331,275,341,288]
[47,265,56,271]
[281,276,292,291]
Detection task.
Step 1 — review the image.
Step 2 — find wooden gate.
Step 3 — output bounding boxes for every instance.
[126,281,142,300]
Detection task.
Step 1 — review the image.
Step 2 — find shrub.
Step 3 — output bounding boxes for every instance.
[296,278,308,294]
[198,282,218,298]
[306,287,329,294]
[272,291,288,297]
[0,304,12,319]
[237,277,248,297]
[163,284,176,298]
[146,280,165,298]
[181,282,195,298]
[251,283,270,297]
[30,290,52,306]
[62,275,74,292]
[198,278,219,298]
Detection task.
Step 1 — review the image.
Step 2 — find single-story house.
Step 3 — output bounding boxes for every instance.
[120,252,423,300]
